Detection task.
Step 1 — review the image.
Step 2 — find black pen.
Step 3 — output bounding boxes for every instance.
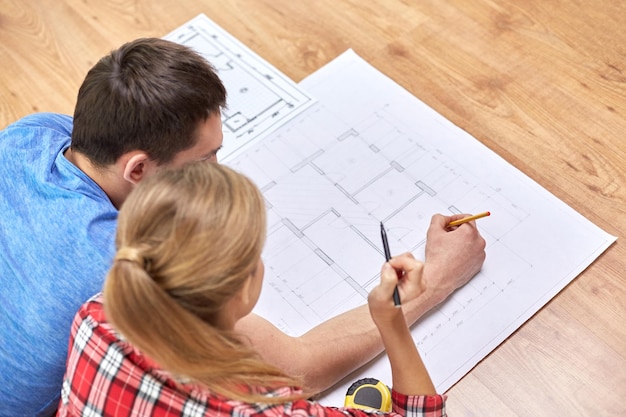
[380,222,401,306]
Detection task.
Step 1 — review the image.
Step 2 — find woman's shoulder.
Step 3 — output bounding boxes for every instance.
[74,293,107,328]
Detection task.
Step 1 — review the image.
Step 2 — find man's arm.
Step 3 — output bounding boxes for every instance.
[236,213,486,394]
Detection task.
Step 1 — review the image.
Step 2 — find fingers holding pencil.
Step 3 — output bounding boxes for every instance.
[447,211,490,229]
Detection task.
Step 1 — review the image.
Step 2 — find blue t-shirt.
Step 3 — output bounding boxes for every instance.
[0,113,117,416]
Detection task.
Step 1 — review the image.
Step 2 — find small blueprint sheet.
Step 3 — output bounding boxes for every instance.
[225,50,617,405]
[164,14,315,161]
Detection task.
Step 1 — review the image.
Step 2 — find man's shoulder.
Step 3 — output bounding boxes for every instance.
[5,112,73,131]
[1,112,73,152]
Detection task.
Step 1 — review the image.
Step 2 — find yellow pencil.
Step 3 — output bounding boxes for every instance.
[448,211,491,227]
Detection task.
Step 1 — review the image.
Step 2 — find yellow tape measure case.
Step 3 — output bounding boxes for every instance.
[344,378,392,412]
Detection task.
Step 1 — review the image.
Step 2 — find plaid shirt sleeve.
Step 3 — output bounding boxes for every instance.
[57,295,446,417]
[390,390,446,417]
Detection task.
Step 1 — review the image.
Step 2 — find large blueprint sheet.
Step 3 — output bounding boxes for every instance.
[225,50,616,405]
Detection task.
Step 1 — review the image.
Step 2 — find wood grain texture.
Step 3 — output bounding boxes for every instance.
[1,1,624,415]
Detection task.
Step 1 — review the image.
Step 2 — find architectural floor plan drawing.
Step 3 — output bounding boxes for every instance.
[224,50,616,405]
[164,14,315,161]
[228,101,532,336]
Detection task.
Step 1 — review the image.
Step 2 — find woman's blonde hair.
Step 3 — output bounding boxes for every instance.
[103,162,302,403]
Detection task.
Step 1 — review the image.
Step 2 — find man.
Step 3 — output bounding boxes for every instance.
[0,38,485,416]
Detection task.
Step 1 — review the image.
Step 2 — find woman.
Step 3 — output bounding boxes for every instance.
[57,162,446,416]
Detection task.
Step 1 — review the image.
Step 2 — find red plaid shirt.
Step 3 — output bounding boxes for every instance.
[57,295,446,417]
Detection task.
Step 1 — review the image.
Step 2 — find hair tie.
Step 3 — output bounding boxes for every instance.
[115,247,147,268]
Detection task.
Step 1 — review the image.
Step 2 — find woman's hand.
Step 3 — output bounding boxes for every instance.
[368,252,425,328]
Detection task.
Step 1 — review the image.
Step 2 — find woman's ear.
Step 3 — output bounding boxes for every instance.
[217,275,254,330]
[238,275,253,308]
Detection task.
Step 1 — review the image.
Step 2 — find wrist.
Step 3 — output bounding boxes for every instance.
[399,265,454,327]
[421,264,456,305]
[372,308,406,331]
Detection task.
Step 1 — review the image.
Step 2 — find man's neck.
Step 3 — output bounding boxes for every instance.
[63,147,129,209]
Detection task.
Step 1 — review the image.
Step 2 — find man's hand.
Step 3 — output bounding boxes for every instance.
[420,213,487,309]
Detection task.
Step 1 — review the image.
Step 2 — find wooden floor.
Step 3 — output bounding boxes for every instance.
[1,1,624,415]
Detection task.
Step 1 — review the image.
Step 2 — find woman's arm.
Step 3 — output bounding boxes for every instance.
[368,256,435,396]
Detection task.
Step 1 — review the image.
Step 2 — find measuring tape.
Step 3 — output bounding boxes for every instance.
[344,377,392,412]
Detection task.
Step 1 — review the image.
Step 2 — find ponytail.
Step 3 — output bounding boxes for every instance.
[103,163,305,403]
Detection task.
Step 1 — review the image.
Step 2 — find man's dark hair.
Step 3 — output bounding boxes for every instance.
[71,38,227,166]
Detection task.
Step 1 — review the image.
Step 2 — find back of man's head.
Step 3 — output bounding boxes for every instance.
[71,37,227,167]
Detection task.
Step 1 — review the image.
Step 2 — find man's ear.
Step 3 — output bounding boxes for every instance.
[122,152,151,184]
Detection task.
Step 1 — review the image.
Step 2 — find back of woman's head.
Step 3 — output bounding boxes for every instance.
[71,38,227,166]
[103,162,299,400]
